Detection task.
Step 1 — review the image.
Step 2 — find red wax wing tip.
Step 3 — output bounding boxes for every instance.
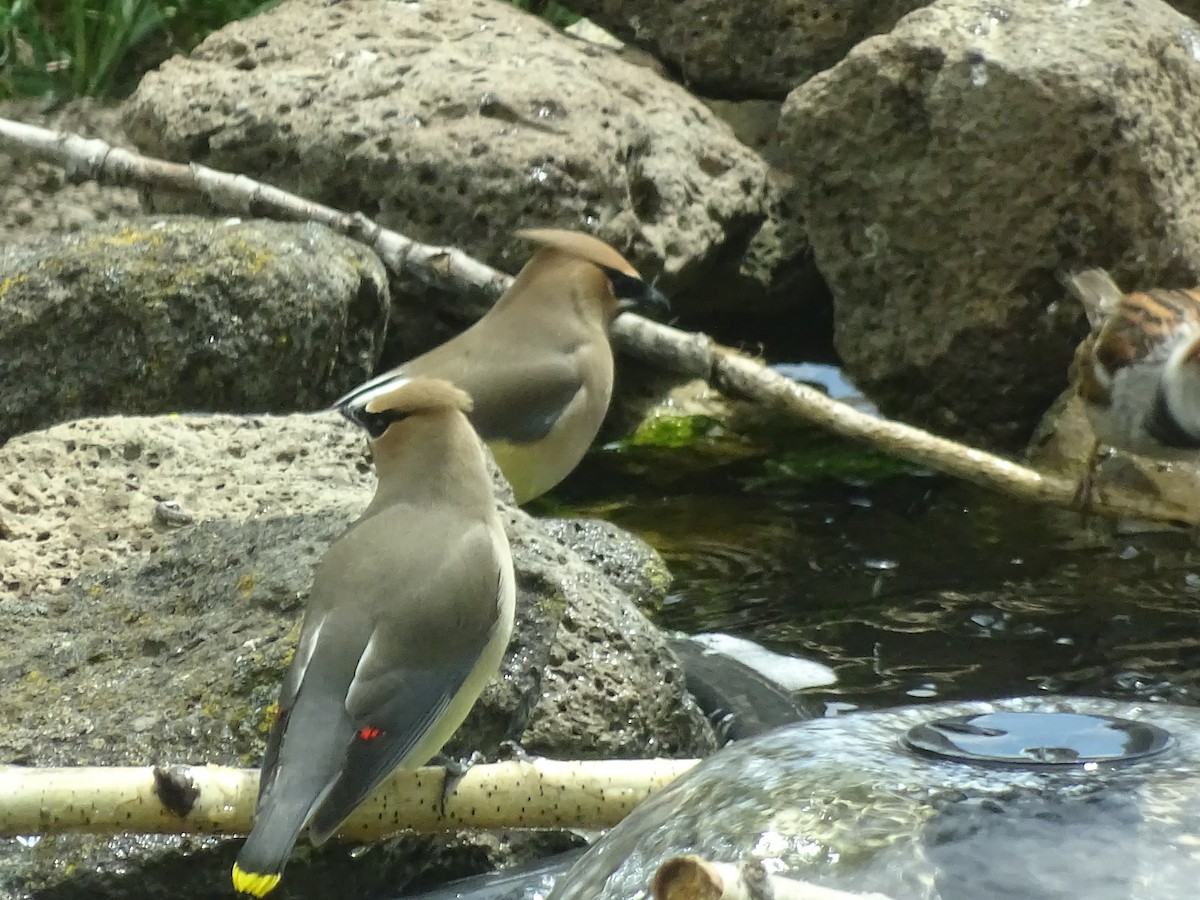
[358,726,382,741]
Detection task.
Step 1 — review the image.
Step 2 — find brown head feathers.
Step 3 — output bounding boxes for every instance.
[363,377,472,415]
[337,377,473,439]
[517,228,641,279]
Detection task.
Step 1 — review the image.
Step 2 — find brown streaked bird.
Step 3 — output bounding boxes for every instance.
[232,377,515,898]
[1064,268,1200,501]
[336,229,669,504]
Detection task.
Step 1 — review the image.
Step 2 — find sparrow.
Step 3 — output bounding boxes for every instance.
[1064,268,1200,503]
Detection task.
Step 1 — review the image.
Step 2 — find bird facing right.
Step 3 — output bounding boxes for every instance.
[1064,268,1200,500]
[336,229,669,504]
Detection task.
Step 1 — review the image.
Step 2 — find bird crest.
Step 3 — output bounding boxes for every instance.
[517,228,641,278]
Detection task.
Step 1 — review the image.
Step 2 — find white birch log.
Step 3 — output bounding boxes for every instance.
[0,758,699,839]
[0,116,1192,527]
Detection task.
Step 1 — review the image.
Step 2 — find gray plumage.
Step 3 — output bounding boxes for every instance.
[233,378,515,897]
[337,229,669,504]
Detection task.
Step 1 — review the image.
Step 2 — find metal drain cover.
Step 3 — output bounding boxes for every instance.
[903,710,1174,768]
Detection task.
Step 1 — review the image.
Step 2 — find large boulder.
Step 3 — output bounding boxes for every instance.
[0,412,713,898]
[124,0,777,321]
[121,0,787,340]
[777,0,1200,450]
[566,0,927,99]
[0,216,389,442]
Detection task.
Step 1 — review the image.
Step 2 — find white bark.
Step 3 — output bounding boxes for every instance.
[0,758,699,839]
[0,115,1191,527]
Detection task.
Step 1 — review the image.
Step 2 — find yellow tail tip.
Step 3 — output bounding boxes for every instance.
[231,864,281,897]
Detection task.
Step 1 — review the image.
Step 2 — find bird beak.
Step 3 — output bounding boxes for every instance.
[617,277,671,320]
[331,373,411,428]
[334,400,369,431]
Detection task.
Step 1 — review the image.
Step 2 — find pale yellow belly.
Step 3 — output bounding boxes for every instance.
[488,405,602,504]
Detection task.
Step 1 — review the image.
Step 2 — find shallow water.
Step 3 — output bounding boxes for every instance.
[547,696,1200,900]
[554,435,1200,714]
[401,420,1200,900]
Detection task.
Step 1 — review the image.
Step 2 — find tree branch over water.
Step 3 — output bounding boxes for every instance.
[1,116,1194,527]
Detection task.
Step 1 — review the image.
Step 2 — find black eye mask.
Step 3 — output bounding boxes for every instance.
[341,406,408,439]
[601,266,671,318]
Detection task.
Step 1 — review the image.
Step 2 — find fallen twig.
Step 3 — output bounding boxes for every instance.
[0,757,699,839]
[1,116,1194,526]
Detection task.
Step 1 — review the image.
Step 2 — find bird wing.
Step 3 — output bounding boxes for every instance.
[1064,268,1125,329]
[407,349,587,445]
[304,516,508,842]
[256,607,335,803]
[305,650,483,843]
[470,356,585,444]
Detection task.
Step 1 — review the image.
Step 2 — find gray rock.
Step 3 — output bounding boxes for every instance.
[0,216,389,443]
[777,0,1200,450]
[564,0,927,99]
[0,412,713,898]
[120,0,781,333]
[551,697,1200,900]
[700,100,784,160]
[676,184,826,321]
[538,518,671,605]
[1026,384,1200,528]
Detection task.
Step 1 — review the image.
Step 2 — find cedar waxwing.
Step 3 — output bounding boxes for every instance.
[336,229,669,504]
[232,377,516,897]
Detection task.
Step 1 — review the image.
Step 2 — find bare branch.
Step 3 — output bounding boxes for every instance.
[613,316,1199,525]
[1,116,1191,526]
[0,758,699,839]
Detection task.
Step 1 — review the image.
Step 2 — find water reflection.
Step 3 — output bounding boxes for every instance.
[555,447,1200,712]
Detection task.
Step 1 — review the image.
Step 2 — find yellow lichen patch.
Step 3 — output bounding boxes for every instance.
[0,273,29,298]
[259,700,280,734]
[21,669,61,697]
[236,573,259,597]
[94,227,163,250]
[231,239,275,276]
[89,585,103,598]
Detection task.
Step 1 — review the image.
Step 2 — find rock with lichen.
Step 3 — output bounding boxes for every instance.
[120,0,792,333]
[0,411,712,899]
[0,216,389,443]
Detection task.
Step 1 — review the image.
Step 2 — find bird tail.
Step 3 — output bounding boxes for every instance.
[232,793,314,897]
[1063,268,1124,328]
[233,689,350,897]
